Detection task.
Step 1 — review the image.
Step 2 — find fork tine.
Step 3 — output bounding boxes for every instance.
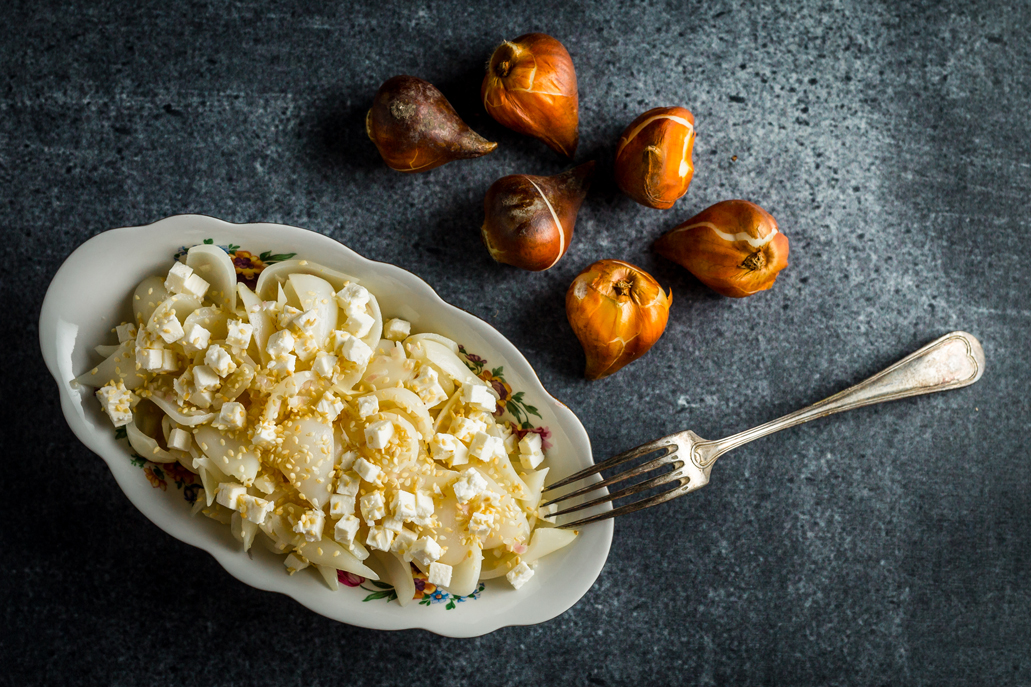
[553,480,692,529]
[543,438,675,492]
[539,451,677,509]
[548,467,686,518]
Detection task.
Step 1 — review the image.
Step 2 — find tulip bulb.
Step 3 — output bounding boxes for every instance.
[654,199,789,298]
[367,75,497,173]
[566,260,671,380]
[614,106,696,209]
[481,161,595,271]
[482,33,579,157]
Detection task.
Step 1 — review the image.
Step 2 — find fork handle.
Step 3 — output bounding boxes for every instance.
[692,331,985,469]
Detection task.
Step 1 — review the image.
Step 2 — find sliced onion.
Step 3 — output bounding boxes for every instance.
[298,539,378,580]
[518,467,549,513]
[183,306,228,341]
[372,387,432,441]
[419,341,489,389]
[132,276,169,325]
[372,551,415,606]
[74,340,146,389]
[256,259,360,300]
[288,273,337,348]
[194,425,261,484]
[362,293,384,349]
[404,333,460,354]
[94,344,120,357]
[521,527,578,566]
[375,412,419,472]
[126,415,178,463]
[431,389,463,433]
[314,564,340,591]
[448,544,483,597]
[237,283,272,364]
[277,417,336,508]
[186,244,237,311]
[148,389,214,426]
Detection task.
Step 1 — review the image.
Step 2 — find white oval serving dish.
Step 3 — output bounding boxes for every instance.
[38,214,612,637]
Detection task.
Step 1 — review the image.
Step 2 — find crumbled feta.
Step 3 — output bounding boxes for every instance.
[353,457,381,483]
[334,514,360,545]
[468,432,504,462]
[518,433,546,470]
[149,309,184,344]
[409,365,447,407]
[268,354,296,375]
[392,490,418,521]
[252,419,278,447]
[96,382,135,427]
[204,345,236,378]
[216,482,247,510]
[450,417,487,443]
[343,309,374,338]
[468,511,494,539]
[181,273,209,299]
[167,427,192,451]
[139,348,177,373]
[238,494,273,524]
[408,536,443,567]
[311,352,337,378]
[506,561,534,589]
[356,394,379,419]
[292,508,325,542]
[190,388,215,409]
[452,468,489,504]
[364,420,394,449]
[339,334,373,366]
[266,330,295,358]
[284,552,309,573]
[276,305,301,330]
[252,473,276,494]
[192,364,221,392]
[428,562,452,587]
[383,318,411,341]
[359,491,387,522]
[293,335,319,362]
[382,515,404,532]
[226,319,253,349]
[335,282,370,309]
[291,308,320,336]
[116,322,137,343]
[415,491,435,518]
[163,261,194,293]
[338,451,358,472]
[316,392,344,421]
[181,322,211,353]
[217,401,247,430]
[390,527,417,554]
[329,493,356,518]
[462,384,497,413]
[366,525,395,552]
[430,432,469,467]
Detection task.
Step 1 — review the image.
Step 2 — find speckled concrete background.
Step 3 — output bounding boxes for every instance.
[4,0,1029,684]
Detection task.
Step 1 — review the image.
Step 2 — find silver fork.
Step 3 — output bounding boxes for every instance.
[543,331,985,529]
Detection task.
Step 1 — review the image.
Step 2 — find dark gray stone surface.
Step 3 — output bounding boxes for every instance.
[4,0,1029,684]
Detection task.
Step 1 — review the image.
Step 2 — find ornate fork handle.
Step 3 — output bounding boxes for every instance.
[691,331,986,470]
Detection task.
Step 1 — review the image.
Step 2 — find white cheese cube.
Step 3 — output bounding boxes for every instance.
[190,388,215,409]
[390,527,417,555]
[359,491,387,522]
[226,319,253,349]
[343,309,374,338]
[115,322,137,343]
[519,448,546,470]
[284,552,309,573]
[366,525,395,552]
[462,384,497,413]
[518,433,545,469]
[391,490,418,521]
[252,419,278,447]
[335,282,370,309]
[292,508,325,542]
[408,536,443,567]
[311,352,338,378]
[334,514,360,545]
[468,432,504,462]
[338,451,358,471]
[428,562,453,587]
[276,305,301,330]
[137,348,167,372]
[167,427,192,451]
[293,335,319,362]
[415,491,435,518]
[419,383,447,408]
[408,365,448,407]
[216,482,247,510]
[452,468,489,504]
[266,329,295,358]
[291,308,320,336]
[382,515,404,532]
[192,364,221,392]
[252,473,276,494]
[181,322,211,354]
[316,392,344,421]
[450,417,487,444]
[353,457,381,483]
[338,335,372,366]
[329,493,356,518]
[506,561,534,589]
[356,394,379,419]
[335,471,360,496]
[181,273,209,299]
[429,433,469,467]
[218,401,247,430]
[503,431,519,455]
[383,318,411,341]
[268,354,296,375]
[149,310,184,344]
[468,511,494,539]
[163,261,194,293]
[96,382,134,427]
[364,420,394,449]
[238,494,273,524]
[204,345,236,378]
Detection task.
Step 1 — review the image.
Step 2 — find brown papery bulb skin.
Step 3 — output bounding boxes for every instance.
[482,33,579,157]
[481,160,595,271]
[566,260,671,380]
[614,106,696,209]
[655,199,789,298]
[366,75,497,173]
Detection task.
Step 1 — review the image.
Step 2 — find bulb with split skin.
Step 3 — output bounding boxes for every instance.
[614,106,696,209]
